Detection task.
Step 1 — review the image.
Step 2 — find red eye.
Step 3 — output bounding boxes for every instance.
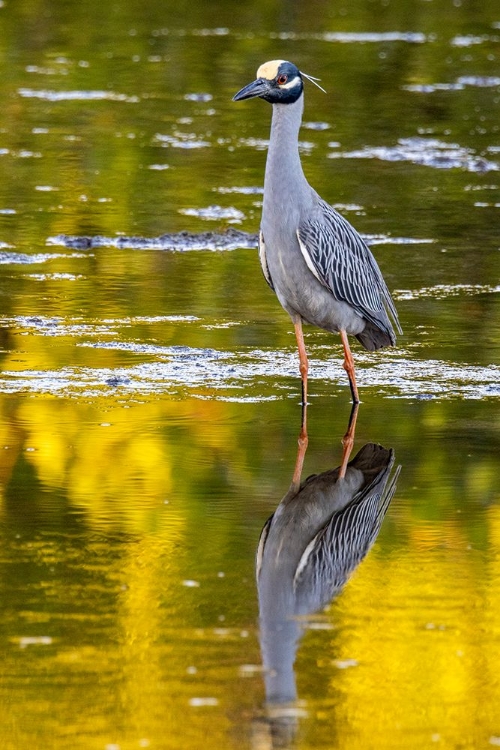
[277,74,288,85]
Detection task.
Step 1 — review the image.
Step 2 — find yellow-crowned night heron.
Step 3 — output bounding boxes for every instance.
[233,60,402,404]
[257,441,399,706]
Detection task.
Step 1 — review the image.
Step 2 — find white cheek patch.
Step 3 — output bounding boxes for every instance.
[280,75,301,90]
[257,59,285,80]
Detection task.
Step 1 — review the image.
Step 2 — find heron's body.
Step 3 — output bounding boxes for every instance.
[234,60,402,402]
[261,96,366,339]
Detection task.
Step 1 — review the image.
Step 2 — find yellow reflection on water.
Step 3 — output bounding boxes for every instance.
[295,528,500,750]
[1,403,500,750]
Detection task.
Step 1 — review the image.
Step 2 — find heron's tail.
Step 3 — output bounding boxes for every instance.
[355,318,396,351]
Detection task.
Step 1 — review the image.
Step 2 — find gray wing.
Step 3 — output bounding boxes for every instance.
[297,201,402,334]
[293,460,400,613]
[258,230,274,291]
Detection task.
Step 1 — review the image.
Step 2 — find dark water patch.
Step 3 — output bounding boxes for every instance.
[46,229,258,251]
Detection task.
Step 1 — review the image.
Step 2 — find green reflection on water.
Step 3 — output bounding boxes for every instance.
[0,0,499,748]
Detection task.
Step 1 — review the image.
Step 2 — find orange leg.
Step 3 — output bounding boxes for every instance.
[293,318,309,407]
[339,330,360,404]
[339,402,359,479]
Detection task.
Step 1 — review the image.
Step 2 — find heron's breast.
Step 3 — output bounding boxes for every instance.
[261,221,365,335]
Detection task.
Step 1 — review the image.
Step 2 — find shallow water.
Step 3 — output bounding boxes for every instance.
[0,1,499,749]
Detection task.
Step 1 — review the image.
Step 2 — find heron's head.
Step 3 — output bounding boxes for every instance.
[233,60,324,105]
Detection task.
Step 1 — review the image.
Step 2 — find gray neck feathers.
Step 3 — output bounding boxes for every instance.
[264,94,309,203]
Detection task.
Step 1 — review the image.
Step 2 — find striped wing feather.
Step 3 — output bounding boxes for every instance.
[297,201,401,333]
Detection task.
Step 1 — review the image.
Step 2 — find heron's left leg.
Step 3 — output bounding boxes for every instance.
[339,330,360,404]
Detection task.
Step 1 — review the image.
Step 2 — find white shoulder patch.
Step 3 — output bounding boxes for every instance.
[257,59,285,80]
[296,229,323,284]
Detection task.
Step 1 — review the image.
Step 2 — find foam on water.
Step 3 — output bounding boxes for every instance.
[18,88,139,102]
[332,137,498,172]
[46,229,258,251]
[0,342,497,401]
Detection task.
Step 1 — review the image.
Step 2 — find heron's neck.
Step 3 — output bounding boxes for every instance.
[265,94,308,197]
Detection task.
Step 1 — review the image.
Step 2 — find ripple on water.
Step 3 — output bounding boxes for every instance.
[395,283,500,301]
[17,88,139,102]
[2,314,199,338]
[450,34,499,47]
[332,137,499,173]
[271,31,427,44]
[214,186,263,195]
[179,206,245,223]
[0,250,90,264]
[184,92,213,102]
[404,76,500,92]
[25,273,85,281]
[153,132,210,149]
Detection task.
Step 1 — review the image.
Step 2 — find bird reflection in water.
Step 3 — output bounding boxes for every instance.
[254,405,400,746]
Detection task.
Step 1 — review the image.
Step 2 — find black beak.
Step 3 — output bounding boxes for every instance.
[233,77,271,101]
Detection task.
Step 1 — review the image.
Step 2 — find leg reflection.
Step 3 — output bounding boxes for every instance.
[339,402,359,480]
[290,399,309,493]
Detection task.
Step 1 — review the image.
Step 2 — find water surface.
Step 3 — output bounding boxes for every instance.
[0,1,499,749]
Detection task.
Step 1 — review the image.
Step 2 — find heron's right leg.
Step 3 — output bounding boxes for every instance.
[293,317,309,408]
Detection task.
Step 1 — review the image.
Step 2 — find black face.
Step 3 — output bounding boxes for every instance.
[233,60,304,105]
